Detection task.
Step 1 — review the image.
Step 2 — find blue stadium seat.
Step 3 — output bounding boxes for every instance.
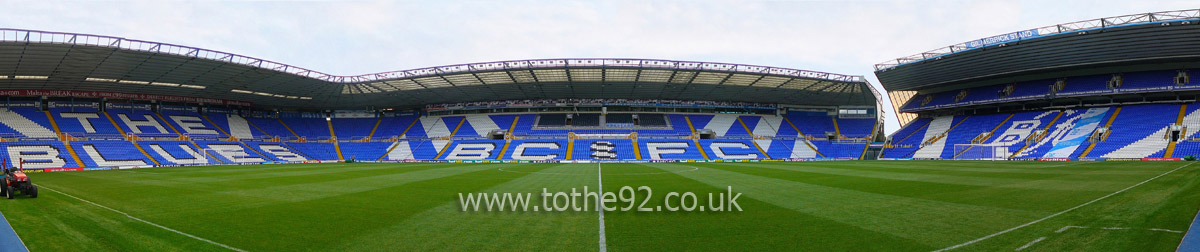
[338,142,393,161]
[284,142,339,160]
[0,141,83,168]
[138,141,210,165]
[245,118,297,139]
[71,141,154,167]
[639,140,703,160]
[572,139,637,160]
[331,118,378,140]
[372,115,419,139]
[1087,104,1177,158]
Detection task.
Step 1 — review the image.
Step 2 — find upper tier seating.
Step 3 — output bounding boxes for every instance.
[109,110,175,136]
[160,110,223,137]
[606,114,634,127]
[572,114,601,127]
[1056,75,1111,96]
[959,85,1006,104]
[1007,80,1054,99]
[837,118,875,138]
[538,114,567,127]
[1118,70,1175,92]
[786,111,836,138]
[904,70,1197,112]
[372,116,419,139]
[53,107,124,136]
[637,114,668,127]
[0,108,56,138]
[244,118,294,138]
[331,118,378,140]
[280,118,331,139]
[210,113,270,140]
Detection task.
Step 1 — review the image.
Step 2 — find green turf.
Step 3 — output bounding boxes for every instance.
[1,161,1199,251]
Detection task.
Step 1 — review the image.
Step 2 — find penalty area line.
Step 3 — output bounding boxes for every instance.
[38,185,247,252]
[933,162,1195,252]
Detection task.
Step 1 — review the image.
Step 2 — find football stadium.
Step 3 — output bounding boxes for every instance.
[1,4,1200,252]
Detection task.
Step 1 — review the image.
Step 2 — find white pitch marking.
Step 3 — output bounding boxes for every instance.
[1013,237,1045,251]
[597,162,608,252]
[1148,228,1183,233]
[1056,225,1182,234]
[933,162,1195,251]
[1054,226,1086,233]
[39,185,247,252]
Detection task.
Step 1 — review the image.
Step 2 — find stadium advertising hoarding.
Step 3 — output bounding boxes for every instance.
[0,89,252,106]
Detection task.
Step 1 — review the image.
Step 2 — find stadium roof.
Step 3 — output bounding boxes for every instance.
[875,9,1200,72]
[0,28,879,110]
[873,9,1200,92]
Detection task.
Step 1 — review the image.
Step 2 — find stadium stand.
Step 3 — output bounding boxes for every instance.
[245,117,296,139]
[1090,104,1177,158]
[284,142,339,160]
[573,114,601,127]
[160,109,223,137]
[372,115,419,139]
[71,141,155,167]
[0,141,83,168]
[109,109,175,137]
[331,118,378,140]
[281,118,331,139]
[606,114,634,127]
[1,107,57,138]
[637,114,668,127]
[536,114,567,127]
[138,141,210,165]
[338,142,393,161]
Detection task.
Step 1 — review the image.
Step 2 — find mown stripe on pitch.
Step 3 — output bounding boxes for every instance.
[808,161,1160,179]
[658,163,1044,247]
[54,163,456,198]
[330,163,600,251]
[217,164,521,202]
[591,163,935,251]
[173,163,557,251]
[711,162,1132,192]
[702,163,1116,212]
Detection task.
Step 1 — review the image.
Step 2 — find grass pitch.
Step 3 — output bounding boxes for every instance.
[2,161,1199,251]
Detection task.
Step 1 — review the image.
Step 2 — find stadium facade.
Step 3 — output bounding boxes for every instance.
[875,9,1200,160]
[0,28,884,170]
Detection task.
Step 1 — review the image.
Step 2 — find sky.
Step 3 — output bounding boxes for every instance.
[2,0,1196,134]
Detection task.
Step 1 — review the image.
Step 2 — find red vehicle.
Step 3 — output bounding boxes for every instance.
[2,161,37,199]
